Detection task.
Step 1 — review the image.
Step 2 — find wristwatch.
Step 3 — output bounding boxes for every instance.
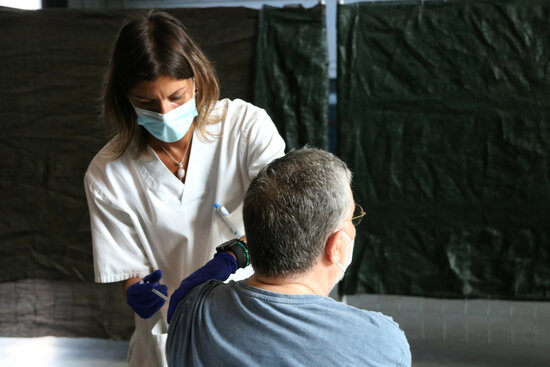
[216,239,250,269]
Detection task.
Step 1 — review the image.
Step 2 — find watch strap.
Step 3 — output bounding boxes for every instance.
[216,239,249,269]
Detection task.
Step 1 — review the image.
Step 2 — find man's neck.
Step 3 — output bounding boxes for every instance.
[246,270,330,296]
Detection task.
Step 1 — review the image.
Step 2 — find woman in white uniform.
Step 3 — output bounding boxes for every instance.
[84,11,285,367]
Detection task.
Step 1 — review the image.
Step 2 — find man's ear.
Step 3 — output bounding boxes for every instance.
[325,230,343,265]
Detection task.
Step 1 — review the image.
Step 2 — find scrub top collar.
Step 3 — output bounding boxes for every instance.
[139,128,203,205]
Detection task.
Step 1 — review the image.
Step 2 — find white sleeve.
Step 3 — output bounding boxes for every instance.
[239,108,286,181]
[84,174,151,283]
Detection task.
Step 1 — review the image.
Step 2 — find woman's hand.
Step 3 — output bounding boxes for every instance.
[126,270,168,319]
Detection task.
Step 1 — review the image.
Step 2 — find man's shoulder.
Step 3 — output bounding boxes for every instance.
[337,301,411,364]
[336,300,400,325]
[332,300,404,335]
[309,300,409,366]
[184,279,229,302]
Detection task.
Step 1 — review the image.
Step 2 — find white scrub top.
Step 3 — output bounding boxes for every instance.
[84,99,285,367]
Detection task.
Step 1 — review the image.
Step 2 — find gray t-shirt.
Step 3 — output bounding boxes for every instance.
[167,280,411,367]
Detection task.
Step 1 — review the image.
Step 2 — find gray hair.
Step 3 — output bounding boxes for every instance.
[243,147,352,278]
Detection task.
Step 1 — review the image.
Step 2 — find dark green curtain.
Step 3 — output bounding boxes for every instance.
[254,5,329,150]
[338,0,550,299]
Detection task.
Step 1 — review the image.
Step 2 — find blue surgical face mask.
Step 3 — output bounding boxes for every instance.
[133,89,198,143]
[336,231,355,274]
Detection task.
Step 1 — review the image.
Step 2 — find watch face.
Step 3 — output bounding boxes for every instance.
[217,239,238,250]
[216,239,236,253]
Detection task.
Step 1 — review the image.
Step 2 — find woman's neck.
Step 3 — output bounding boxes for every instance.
[150,124,195,182]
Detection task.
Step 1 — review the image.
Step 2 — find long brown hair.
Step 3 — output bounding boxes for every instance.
[102,10,220,158]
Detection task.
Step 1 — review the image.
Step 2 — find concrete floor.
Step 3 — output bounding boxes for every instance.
[1,296,549,367]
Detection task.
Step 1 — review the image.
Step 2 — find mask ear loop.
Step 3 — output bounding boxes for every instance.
[334,229,352,273]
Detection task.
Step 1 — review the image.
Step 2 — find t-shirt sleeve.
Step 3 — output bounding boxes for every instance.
[84,173,151,283]
[166,280,222,365]
[239,107,286,182]
[365,311,412,367]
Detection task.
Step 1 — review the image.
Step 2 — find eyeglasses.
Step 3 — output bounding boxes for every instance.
[351,203,366,226]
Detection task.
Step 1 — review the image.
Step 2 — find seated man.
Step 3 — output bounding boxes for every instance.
[166,147,411,367]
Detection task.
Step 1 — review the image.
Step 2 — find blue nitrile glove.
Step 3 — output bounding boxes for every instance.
[127,269,168,319]
[167,252,237,323]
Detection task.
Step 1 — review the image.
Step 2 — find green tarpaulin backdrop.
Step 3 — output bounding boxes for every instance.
[254,4,329,151]
[338,0,550,300]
